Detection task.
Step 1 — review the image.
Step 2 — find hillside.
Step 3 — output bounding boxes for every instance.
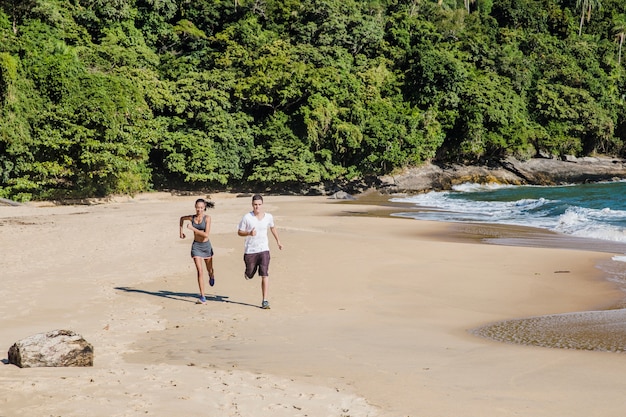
[1,0,626,200]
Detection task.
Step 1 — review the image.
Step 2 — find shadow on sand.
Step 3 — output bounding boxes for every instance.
[114,286,260,308]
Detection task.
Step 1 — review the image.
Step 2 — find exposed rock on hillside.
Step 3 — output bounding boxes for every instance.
[378,156,626,194]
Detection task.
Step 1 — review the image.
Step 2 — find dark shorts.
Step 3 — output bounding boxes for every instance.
[244,251,270,278]
[191,240,214,259]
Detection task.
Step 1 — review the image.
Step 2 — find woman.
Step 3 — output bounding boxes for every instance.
[179,198,216,304]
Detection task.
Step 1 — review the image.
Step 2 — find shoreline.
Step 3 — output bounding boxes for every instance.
[346,191,626,351]
[2,192,626,416]
[346,189,626,252]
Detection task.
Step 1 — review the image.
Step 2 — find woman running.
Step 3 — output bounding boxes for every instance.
[179,198,215,304]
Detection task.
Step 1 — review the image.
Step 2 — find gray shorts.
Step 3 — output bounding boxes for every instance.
[191,240,214,259]
[244,251,270,278]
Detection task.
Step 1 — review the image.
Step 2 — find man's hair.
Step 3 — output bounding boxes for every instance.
[252,194,263,203]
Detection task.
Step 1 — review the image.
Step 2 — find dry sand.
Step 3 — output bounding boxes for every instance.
[2,192,626,416]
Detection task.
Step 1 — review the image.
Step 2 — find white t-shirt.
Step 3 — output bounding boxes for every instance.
[238,212,275,254]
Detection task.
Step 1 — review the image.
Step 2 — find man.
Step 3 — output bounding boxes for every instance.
[237,194,283,309]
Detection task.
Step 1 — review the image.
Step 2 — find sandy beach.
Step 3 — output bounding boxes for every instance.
[2,192,626,416]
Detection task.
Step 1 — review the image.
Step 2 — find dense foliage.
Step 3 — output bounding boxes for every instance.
[1,0,626,200]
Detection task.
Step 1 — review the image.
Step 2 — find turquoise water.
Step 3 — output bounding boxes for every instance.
[391,181,626,245]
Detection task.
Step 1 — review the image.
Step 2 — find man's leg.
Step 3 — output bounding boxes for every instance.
[261,276,269,301]
[259,251,271,309]
[243,253,258,279]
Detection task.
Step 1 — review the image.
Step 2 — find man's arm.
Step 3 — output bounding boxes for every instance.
[270,226,283,250]
[238,216,255,236]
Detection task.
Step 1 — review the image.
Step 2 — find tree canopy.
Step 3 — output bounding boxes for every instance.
[1,0,626,200]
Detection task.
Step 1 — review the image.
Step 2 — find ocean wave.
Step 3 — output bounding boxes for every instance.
[390,183,626,244]
[451,182,515,193]
[554,208,626,242]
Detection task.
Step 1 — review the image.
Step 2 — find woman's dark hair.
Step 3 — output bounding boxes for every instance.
[195,198,215,210]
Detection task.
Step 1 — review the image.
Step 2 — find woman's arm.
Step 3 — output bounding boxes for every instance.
[187,215,211,240]
[179,215,191,239]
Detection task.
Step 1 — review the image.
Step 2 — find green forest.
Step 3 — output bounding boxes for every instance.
[1,0,626,200]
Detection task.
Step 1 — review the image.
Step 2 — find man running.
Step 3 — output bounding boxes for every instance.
[237,194,283,309]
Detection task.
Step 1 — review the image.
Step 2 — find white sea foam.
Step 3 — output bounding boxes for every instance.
[612,256,626,263]
[391,185,626,244]
[451,182,514,192]
[553,207,626,242]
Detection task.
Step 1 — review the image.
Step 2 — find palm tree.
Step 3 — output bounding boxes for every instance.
[577,0,602,36]
[614,15,626,65]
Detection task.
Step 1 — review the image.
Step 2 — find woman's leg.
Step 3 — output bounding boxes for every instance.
[204,257,214,278]
[205,257,214,286]
[193,257,205,298]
